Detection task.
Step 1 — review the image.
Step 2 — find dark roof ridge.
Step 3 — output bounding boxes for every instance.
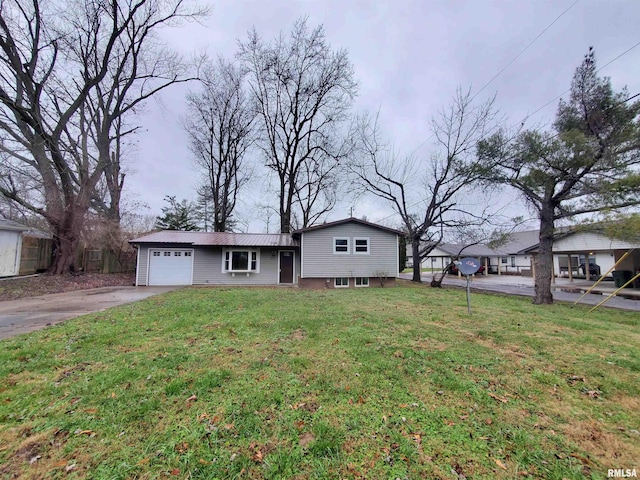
[293,217,404,235]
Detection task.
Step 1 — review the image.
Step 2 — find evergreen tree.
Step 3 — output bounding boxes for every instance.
[155,196,201,231]
[479,48,640,304]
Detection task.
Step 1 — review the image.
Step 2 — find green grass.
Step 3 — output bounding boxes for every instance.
[1,284,639,479]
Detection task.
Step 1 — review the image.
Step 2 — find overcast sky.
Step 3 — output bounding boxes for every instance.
[129,0,640,231]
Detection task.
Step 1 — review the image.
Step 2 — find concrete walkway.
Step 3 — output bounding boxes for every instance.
[399,273,640,312]
[0,286,179,340]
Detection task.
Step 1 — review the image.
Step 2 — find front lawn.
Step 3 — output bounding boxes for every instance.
[1,285,638,479]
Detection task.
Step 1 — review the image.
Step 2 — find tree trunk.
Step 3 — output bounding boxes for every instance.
[49,220,81,275]
[411,238,422,283]
[534,205,555,304]
[280,204,291,233]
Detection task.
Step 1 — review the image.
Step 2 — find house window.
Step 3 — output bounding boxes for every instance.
[185,251,192,257]
[223,249,259,273]
[355,277,369,287]
[510,256,516,267]
[174,251,182,256]
[164,251,171,257]
[501,257,507,264]
[152,251,160,257]
[353,237,370,255]
[335,277,349,288]
[334,237,349,254]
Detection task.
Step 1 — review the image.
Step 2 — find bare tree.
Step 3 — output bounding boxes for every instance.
[351,89,499,283]
[238,17,357,233]
[293,153,341,227]
[0,0,208,274]
[184,57,255,232]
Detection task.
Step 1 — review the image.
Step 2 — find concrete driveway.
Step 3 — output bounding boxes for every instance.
[0,286,179,340]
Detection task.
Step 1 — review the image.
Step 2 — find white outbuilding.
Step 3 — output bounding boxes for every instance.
[0,218,28,277]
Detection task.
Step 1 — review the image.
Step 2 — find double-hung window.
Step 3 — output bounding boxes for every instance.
[353,237,370,255]
[223,249,259,273]
[333,237,350,254]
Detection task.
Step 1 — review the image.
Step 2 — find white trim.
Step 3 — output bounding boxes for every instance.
[14,232,23,276]
[278,250,296,284]
[353,237,370,255]
[334,277,349,288]
[145,247,149,286]
[191,250,194,284]
[333,237,350,255]
[222,248,261,273]
[300,233,304,278]
[135,245,141,286]
[395,234,400,278]
[355,277,369,287]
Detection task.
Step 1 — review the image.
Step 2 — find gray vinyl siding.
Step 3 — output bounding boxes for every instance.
[302,223,398,278]
[136,245,150,286]
[193,247,276,285]
[136,244,300,285]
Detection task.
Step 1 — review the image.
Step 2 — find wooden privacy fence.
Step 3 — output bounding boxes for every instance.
[19,236,136,275]
[80,247,137,274]
[19,236,52,275]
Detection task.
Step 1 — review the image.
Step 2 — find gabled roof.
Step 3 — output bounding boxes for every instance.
[433,243,500,257]
[0,217,29,232]
[292,217,404,236]
[130,231,298,248]
[414,230,540,258]
[495,230,539,255]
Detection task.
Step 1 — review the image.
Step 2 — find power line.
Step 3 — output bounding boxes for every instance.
[471,0,580,102]
[374,88,640,225]
[522,40,640,123]
[405,0,580,159]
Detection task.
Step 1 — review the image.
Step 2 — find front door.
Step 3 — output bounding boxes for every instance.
[279,251,294,284]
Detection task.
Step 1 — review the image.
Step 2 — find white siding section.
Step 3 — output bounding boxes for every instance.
[553,252,616,278]
[302,223,398,278]
[0,230,21,277]
[554,232,638,252]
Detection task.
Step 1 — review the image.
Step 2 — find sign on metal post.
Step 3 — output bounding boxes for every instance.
[458,257,481,314]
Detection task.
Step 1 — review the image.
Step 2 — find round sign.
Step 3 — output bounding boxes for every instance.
[458,257,481,275]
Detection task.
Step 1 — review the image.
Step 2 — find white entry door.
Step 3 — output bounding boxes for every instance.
[148,250,193,285]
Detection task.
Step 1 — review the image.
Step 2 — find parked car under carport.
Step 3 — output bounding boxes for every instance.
[579,262,601,276]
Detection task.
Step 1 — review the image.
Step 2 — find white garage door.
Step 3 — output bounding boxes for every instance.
[148,250,193,285]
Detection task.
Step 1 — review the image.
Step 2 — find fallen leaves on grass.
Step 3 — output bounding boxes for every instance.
[299,432,314,447]
[494,458,507,470]
[488,392,509,403]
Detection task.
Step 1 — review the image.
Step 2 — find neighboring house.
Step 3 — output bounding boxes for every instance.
[413,230,540,275]
[525,229,640,282]
[408,226,640,283]
[0,218,28,277]
[486,230,539,275]
[130,218,403,288]
[422,244,499,273]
